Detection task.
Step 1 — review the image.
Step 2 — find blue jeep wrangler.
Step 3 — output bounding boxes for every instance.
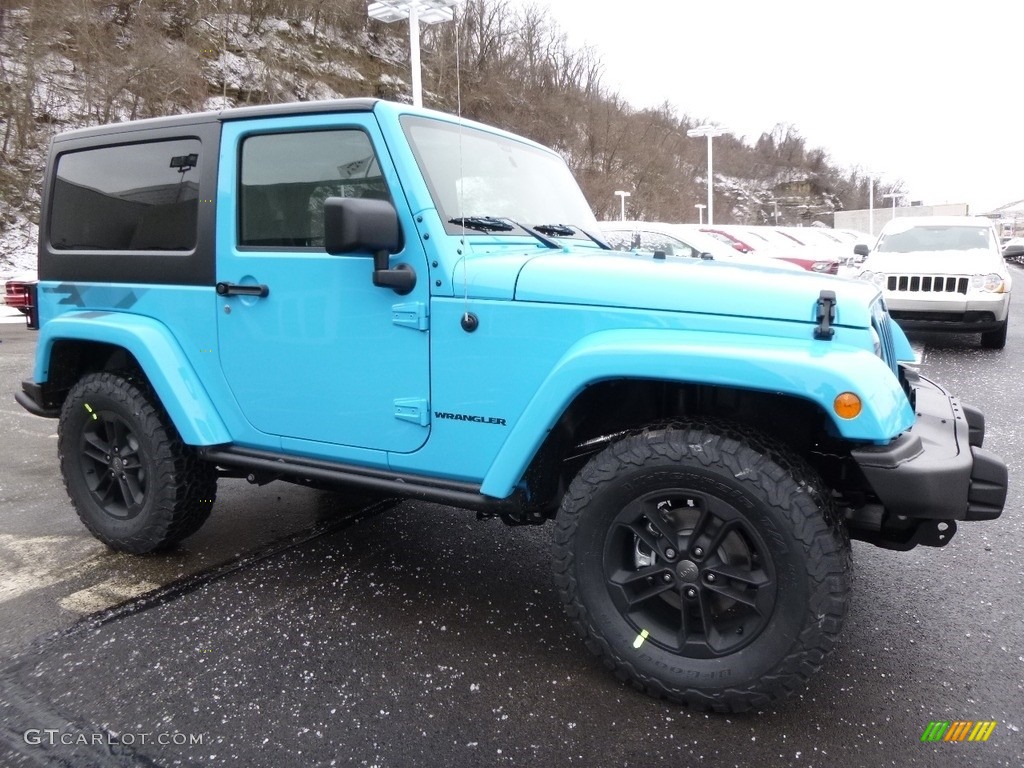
[16,99,1007,711]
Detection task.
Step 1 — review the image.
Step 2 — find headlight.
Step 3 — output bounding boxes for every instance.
[859,270,886,288]
[972,273,1006,293]
[811,261,833,272]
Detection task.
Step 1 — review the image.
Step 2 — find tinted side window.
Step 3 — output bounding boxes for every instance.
[50,139,200,251]
[642,232,693,258]
[239,130,388,248]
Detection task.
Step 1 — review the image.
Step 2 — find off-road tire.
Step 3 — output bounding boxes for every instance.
[58,372,217,554]
[552,420,851,712]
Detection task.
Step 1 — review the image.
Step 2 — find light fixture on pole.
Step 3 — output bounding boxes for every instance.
[695,203,706,225]
[883,191,906,222]
[614,190,630,221]
[367,0,463,107]
[687,124,728,225]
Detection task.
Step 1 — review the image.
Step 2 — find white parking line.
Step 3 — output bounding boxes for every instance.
[0,534,105,604]
[58,577,161,614]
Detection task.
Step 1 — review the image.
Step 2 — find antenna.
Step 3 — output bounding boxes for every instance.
[453,6,471,326]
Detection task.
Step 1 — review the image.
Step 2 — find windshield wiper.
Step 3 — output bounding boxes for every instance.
[533,223,612,250]
[450,216,560,249]
[533,223,576,237]
[448,216,514,232]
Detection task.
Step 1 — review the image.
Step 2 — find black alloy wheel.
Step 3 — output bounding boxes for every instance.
[59,372,217,553]
[605,487,776,660]
[77,409,149,520]
[553,421,851,712]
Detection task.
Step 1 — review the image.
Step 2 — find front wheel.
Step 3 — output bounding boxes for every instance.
[552,422,851,711]
[981,315,1008,349]
[59,372,217,554]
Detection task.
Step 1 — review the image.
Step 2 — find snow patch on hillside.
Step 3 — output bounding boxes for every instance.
[0,216,38,280]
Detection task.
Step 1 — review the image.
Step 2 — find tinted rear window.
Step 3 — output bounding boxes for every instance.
[49,139,201,251]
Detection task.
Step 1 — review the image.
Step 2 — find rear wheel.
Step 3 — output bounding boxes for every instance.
[59,372,217,553]
[552,421,851,711]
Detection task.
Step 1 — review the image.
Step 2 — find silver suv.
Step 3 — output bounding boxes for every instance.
[855,216,1012,348]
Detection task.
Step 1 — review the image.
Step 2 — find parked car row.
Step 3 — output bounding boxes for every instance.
[1003,236,1024,263]
[598,221,851,274]
[597,222,803,271]
[692,225,845,274]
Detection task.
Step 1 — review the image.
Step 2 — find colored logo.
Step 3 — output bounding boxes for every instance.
[921,721,996,742]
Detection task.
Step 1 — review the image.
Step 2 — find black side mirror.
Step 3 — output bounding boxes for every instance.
[324,197,401,254]
[323,197,414,295]
[853,243,870,258]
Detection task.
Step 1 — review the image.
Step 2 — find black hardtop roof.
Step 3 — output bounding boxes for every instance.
[51,98,381,143]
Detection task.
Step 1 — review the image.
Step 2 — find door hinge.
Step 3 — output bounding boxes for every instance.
[392,301,429,331]
[394,397,430,426]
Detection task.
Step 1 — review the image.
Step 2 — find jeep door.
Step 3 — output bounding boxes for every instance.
[215,114,430,454]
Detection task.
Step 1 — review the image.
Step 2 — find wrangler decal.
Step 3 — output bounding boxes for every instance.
[434,411,507,426]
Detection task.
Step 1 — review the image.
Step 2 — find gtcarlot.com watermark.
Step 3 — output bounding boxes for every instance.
[24,729,206,747]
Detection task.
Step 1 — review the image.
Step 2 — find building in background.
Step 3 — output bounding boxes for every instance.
[835,203,969,236]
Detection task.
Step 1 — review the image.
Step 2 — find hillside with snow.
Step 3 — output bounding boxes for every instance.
[0,0,882,280]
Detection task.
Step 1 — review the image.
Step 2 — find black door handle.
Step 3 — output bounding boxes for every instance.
[216,282,269,298]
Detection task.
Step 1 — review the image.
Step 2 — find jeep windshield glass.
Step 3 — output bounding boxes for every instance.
[402,115,599,239]
[876,225,995,253]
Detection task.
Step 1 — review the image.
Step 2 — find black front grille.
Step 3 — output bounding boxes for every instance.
[886,274,968,294]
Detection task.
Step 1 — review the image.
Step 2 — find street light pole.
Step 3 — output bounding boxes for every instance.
[367,1,463,107]
[695,204,706,225]
[687,124,728,225]
[882,191,905,223]
[868,172,875,235]
[865,169,884,236]
[614,190,630,221]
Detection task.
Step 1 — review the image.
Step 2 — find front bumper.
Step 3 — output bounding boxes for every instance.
[884,290,1009,332]
[850,369,1007,547]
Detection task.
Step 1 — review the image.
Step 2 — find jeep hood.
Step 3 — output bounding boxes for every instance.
[462,250,878,328]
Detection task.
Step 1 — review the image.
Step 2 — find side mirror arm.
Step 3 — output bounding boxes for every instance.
[372,250,416,295]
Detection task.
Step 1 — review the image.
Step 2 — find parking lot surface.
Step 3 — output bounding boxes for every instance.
[1,284,1022,767]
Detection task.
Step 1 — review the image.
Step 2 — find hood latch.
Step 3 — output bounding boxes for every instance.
[815,290,837,340]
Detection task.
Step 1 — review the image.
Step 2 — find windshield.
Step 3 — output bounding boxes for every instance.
[401,115,598,237]
[876,225,995,253]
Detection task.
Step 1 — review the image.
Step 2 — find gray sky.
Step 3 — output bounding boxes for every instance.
[522,0,1022,214]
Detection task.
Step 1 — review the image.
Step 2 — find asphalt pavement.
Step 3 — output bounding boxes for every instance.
[1,284,1022,767]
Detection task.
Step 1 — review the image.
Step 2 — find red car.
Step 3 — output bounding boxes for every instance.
[4,277,35,315]
[700,227,840,275]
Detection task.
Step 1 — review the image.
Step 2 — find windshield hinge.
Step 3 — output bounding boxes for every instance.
[392,301,429,331]
[815,290,837,340]
[394,397,430,426]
